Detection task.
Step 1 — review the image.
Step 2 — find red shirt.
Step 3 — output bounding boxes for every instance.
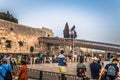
[18,65,28,80]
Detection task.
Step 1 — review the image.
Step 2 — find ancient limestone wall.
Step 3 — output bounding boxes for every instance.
[0,19,54,54]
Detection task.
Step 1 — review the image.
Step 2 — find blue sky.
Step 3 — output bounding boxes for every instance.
[0,0,120,44]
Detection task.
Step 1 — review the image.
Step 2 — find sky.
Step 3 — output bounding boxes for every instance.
[0,0,120,44]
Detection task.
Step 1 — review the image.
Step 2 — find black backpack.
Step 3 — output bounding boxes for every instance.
[2,66,12,80]
[107,65,116,76]
[77,68,85,77]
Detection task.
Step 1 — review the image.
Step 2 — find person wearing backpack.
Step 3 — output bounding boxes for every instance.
[0,59,12,80]
[99,58,119,80]
[76,58,86,80]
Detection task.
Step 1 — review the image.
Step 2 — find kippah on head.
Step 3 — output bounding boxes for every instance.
[61,50,64,54]
[21,60,26,65]
[2,59,7,63]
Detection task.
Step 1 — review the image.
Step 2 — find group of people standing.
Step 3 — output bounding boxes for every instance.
[57,50,120,80]
[0,56,28,80]
[77,56,119,80]
[0,51,119,80]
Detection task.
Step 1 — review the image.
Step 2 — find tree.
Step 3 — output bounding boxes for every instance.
[63,22,69,38]
[63,22,77,39]
[70,25,77,38]
[0,11,18,23]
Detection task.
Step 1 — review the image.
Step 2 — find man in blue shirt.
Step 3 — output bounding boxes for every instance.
[58,50,66,74]
[90,57,101,79]
[0,59,12,80]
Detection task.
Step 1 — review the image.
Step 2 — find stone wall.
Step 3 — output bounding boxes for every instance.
[0,19,54,54]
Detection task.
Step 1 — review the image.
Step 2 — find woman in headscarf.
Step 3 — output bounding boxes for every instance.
[17,60,28,80]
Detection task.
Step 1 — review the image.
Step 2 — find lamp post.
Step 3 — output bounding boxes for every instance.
[71,30,75,62]
[69,30,75,62]
[69,31,72,51]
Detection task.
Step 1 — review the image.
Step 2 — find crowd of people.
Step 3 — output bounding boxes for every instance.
[57,50,120,80]
[0,51,119,80]
[0,56,28,80]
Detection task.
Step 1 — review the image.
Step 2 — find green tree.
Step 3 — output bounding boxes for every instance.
[70,25,77,38]
[0,11,18,23]
[63,22,69,38]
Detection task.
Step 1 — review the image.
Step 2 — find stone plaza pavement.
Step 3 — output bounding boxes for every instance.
[28,62,91,76]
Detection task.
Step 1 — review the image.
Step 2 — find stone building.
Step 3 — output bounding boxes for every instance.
[0,19,54,54]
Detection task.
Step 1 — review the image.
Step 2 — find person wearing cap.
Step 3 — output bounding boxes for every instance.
[90,57,102,79]
[99,58,119,80]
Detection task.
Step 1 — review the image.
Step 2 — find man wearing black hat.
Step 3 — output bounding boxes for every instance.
[99,58,119,80]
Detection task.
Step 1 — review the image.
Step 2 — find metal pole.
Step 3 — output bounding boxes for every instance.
[69,30,71,52]
[39,71,43,80]
[72,35,74,62]
[72,30,74,62]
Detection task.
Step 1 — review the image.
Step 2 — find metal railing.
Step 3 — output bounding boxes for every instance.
[27,68,91,80]
[13,65,91,80]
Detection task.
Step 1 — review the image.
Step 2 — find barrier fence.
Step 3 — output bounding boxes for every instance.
[28,68,91,80]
